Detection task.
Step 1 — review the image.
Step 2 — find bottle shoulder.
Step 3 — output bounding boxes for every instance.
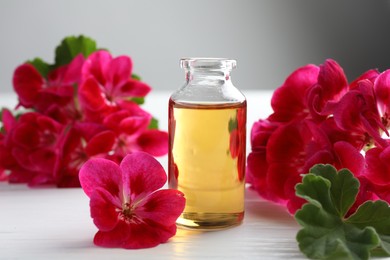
[170,83,246,105]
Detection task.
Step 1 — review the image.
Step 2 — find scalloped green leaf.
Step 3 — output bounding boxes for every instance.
[309,164,359,217]
[54,35,97,67]
[295,165,390,260]
[347,200,390,255]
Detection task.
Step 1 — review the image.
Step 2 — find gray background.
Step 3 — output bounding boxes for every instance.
[0,0,390,93]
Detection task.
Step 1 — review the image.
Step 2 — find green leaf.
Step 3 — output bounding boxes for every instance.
[295,165,390,260]
[131,97,145,105]
[309,164,359,217]
[347,201,390,254]
[54,35,97,67]
[131,73,141,81]
[148,117,159,129]
[28,58,50,78]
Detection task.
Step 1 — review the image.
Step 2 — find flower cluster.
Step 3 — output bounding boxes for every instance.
[247,59,390,214]
[0,36,168,187]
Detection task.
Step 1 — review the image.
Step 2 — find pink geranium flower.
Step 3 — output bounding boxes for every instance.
[247,58,388,214]
[79,50,151,122]
[269,64,319,122]
[102,105,168,159]
[79,152,185,249]
[374,69,390,128]
[330,79,388,147]
[2,38,169,189]
[13,54,84,123]
[306,59,348,121]
[1,110,63,185]
[364,144,390,202]
[53,123,117,187]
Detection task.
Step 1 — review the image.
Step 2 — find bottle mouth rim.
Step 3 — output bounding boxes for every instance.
[180,58,237,70]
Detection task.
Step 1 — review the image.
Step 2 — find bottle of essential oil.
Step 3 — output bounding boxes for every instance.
[168,58,246,230]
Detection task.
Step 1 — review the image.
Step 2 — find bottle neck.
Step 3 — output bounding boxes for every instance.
[185,68,232,84]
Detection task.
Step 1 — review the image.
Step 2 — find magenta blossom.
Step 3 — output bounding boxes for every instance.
[330,80,388,147]
[247,59,390,214]
[103,106,168,160]
[53,123,117,187]
[0,110,64,185]
[374,69,390,128]
[365,145,390,202]
[2,44,168,187]
[79,50,151,122]
[269,64,319,122]
[306,59,348,121]
[79,152,185,249]
[13,54,84,123]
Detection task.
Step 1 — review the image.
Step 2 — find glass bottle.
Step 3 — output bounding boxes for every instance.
[168,58,246,230]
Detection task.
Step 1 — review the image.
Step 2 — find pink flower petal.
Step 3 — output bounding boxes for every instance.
[118,79,151,98]
[135,189,185,226]
[74,122,107,141]
[117,101,153,117]
[270,64,319,122]
[350,69,379,90]
[78,77,107,111]
[85,130,116,156]
[29,148,57,173]
[317,59,348,100]
[0,140,16,169]
[137,130,169,156]
[374,69,390,118]
[82,50,112,85]
[90,188,121,231]
[38,85,74,101]
[120,152,167,202]
[333,141,364,176]
[1,109,16,133]
[79,158,123,198]
[267,122,307,163]
[12,123,40,148]
[366,146,390,185]
[105,56,132,93]
[332,80,387,147]
[267,163,297,202]
[93,221,131,248]
[13,64,44,107]
[246,150,268,194]
[103,110,131,130]
[119,116,151,136]
[62,54,85,85]
[319,118,366,150]
[250,119,279,149]
[93,219,177,249]
[306,59,348,120]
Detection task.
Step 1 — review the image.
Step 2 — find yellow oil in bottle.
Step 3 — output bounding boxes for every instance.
[168,99,246,230]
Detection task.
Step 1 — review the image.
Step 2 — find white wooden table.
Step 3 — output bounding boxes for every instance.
[0,90,306,259]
